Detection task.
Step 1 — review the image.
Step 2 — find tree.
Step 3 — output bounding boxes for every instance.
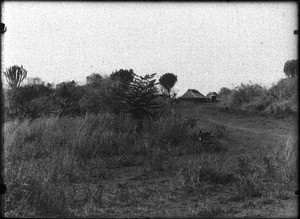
[284,60,298,78]
[55,80,78,99]
[3,65,27,89]
[86,73,103,87]
[1,22,6,34]
[114,73,162,128]
[110,69,134,83]
[159,73,177,100]
[218,87,232,97]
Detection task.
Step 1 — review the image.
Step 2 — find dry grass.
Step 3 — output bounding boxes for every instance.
[3,108,298,217]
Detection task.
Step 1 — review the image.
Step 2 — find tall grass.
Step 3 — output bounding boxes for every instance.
[3,112,197,216]
[177,130,298,201]
[4,109,297,216]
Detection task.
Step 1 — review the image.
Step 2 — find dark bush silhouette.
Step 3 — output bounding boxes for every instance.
[218,87,232,97]
[86,73,103,87]
[80,76,124,114]
[110,69,134,83]
[4,83,54,120]
[6,84,53,106]
[284,60,298,78]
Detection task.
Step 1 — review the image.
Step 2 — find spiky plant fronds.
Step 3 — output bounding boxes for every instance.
[114,73,163,122]
[3,65,27,89]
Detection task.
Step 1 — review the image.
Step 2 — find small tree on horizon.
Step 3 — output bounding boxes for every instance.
[110,69,134,83]
[26,77,45,86]
[284,59,298,78]
[218,87,232,97]
[86,73,103,87]
[159,73,177,100]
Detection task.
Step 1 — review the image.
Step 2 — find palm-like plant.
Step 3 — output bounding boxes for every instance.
[115,73,163,122]
[3,65,27,89]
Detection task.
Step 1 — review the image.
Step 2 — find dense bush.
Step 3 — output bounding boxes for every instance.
[79,76,125,114]
[4,84,54,120]
[4,77,118,120]
[284,59,298,78]
[218,78,297,117]
[110,69,134,83]
[4,83,87,120]
[3,69,171,121]
[5,84,53,106]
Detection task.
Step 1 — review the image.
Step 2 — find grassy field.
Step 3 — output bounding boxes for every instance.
[3,103,298,217]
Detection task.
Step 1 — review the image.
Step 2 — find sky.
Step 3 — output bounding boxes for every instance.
[1,2,298,96]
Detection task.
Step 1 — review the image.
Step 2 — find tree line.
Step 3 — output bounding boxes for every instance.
[2,66,178,123]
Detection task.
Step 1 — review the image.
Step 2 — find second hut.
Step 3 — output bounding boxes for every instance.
[178,89,209,104]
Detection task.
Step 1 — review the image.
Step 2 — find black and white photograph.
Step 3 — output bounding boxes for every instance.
[1,1,298,217]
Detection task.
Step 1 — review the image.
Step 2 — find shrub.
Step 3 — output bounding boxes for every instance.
[263,99,295,116]
[268,77,297,100]
[110,69,134,83]
[79,77,124,114]
[5,84,53,106]
[283,59,298,78]
[218,78,297,117]
[4,84,54,120]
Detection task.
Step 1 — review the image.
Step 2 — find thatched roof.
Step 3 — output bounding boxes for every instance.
[179,89,206,99]
[206,92,218,98]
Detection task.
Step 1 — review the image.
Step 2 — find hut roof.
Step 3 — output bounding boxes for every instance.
[206,92,218,98]
[179,89,206,99]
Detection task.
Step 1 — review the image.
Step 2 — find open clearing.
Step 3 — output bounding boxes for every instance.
[67,103,298,217]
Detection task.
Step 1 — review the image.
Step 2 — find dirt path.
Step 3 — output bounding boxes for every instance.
[79,104,298,218]
[177,103,298,217]
[178,103,296,149]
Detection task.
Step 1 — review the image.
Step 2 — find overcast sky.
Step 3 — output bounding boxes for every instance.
[2,2,298,95]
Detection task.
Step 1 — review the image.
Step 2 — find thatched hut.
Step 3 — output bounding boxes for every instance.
[206,92,219,102]
[178,89,209,104]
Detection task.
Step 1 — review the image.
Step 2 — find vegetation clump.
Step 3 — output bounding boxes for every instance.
[218,60,298,117]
